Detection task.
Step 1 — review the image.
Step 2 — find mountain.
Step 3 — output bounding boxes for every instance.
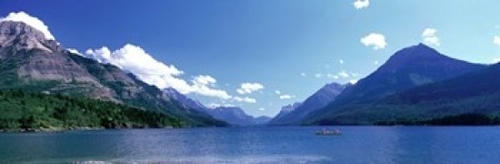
[164,88,207,112]
[0,90,185,131]
[207,107,271,126]
[253,116,272,125]
[270,102,302,123]
[303,43,486,125]
[268,83,347,125]
[164,87,270,126]
[0,21,226,127]
[328,63,500,125]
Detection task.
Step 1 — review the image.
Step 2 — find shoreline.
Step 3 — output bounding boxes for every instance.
[0,125,186,133]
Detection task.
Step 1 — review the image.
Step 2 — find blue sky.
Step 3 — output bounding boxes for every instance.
[2,0,500,117]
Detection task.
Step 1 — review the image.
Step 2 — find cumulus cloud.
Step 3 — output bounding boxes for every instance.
[339,59,344,64]
[233,96,257,103]
[279,94,293,100]
[84,44,232,99]
[190,75,232,99]
[236,83,264,94]
[327,73,339,79]
[353,0,370,10]
[207,103,235,108]
[493,36,500,45]
[275,90,294,100]
[360,33,386,50]
[274,90,281,95]
[0,11,55,40]
[338,70,350,78]
[67,48,82,55]
[258,108,265,111]
[422,28,440,46]
[300,72,307,77]
[349,79,359,84]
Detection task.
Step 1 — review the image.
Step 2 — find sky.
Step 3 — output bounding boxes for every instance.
[1,0,500,117]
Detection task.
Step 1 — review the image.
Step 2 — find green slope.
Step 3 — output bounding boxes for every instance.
[0,89,194,131]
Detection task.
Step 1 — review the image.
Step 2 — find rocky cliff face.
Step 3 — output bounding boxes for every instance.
[0,21,60,55]
[0,21,114,100]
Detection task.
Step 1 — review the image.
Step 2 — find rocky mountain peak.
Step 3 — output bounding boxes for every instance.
[280,102,302,113]
[0,21,60,54]
[164,87,207,111]
[380,43,445,70]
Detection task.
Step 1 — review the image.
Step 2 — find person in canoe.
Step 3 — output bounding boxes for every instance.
[316,128,342,135]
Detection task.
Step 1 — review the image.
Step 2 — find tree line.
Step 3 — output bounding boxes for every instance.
[0,89,186,131]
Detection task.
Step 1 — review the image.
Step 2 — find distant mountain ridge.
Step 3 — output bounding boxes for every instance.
[164,88,270,126]
[302,43,487,125]
[0,21,226,127]
[207,106,271,126]
[270,102,302,123]
[269,82,347,125]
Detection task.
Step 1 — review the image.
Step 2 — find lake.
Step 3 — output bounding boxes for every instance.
[0,126,499,163]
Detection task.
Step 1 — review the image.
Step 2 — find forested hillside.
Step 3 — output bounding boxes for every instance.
[0,90,219,131]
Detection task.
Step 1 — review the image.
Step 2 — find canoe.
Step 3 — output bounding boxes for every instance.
[316,129,342,135]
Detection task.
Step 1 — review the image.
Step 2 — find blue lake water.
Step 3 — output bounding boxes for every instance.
[1,126,499,163]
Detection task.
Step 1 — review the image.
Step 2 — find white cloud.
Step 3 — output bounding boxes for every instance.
[339,59,344,64]
[67,48,82,55]
[422,28,440,46]
[327,74,339,79]
[300,72,307,77]
[233,96,257,103]
[350,72,361,77]
[338,70,350,78]
[349,79,359,84]
[275,90,295,100]
[84,44,231,99]
[314,73,323,78]
[279,94,293,100]
[360,33,386,50]
[493,58,500,63]
[0,11,55,40]
[493,36,500,45]
[190,75,232,99]
[236,83,264,94]
[374,60,380,65]
[353,0,370,10]
[207,103,235,108]
[193,75,216,86]
[274,90,281,95]
[258,107,265,111]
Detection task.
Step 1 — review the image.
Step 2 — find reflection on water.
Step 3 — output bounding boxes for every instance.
[1,126,500,163]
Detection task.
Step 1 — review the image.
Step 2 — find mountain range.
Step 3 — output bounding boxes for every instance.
[165,88,270,126]
[297,43,493,125]
[312,62,500,125]
[206,106,271,126]
[268,83,347,125]
[3,18,500,128]
[0,21,226,127]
